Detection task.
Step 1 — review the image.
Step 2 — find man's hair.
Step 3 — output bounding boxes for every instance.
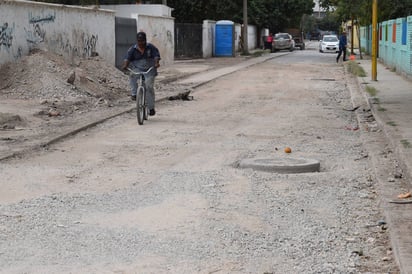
[137,32,147,41]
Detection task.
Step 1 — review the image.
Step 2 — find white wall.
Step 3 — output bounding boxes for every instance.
[101,4,172,17]
[135,14,174,65]
[0,0,115,66]
[202,20,215,58]
[247,24,258,50]
[101,4,174,65]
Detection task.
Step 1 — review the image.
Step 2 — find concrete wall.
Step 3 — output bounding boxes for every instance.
[101,4,174,65]
[202,20,215,58]
[360,15,412,77]
[134,14,174,65]
[0,0,115,66]
[101,4,172,17]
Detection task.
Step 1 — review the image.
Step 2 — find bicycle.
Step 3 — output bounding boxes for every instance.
[127,67,154,125]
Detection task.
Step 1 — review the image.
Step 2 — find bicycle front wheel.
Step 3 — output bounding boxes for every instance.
[136,86,145,125]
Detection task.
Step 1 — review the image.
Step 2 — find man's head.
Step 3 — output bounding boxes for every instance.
[137,32,147,47]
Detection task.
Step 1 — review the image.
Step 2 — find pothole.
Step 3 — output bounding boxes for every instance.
[239,157,320,173]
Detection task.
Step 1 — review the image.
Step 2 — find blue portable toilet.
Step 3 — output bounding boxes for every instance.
[215,20,235,57]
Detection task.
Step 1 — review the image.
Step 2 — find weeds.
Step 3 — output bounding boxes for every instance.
[401,139,412,148]
[346,61,366,77]
[251,50,266,57]
[365,86,378,97]
[387,121,397,126]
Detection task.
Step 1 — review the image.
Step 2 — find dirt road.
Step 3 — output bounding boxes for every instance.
[0,52,400,273]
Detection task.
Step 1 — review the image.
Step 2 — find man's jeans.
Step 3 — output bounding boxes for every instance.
[129,72,156,110]
[336,46,347,61]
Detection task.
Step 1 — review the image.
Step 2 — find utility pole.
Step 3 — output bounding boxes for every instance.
[243,0,249,55]
[350,16,354,55]
[371,0,378,81]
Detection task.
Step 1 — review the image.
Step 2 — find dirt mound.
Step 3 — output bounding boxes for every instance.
[0,49,130,116]
[0,49,135,159]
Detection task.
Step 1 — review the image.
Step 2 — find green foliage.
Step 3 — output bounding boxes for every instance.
[346,60,366,77]
[401,139,412,148]
[316,13,340,32]
[365,86,378,97]
[168,0,314,32]
[320,0,412,23]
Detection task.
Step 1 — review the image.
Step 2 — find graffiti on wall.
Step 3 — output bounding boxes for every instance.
[53,32,99,60]
[83,34,98,57]
[0,22,14,51]
[28,12,55,24]
[25,11,55,45]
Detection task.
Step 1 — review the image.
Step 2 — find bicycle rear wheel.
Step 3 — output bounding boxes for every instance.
[136,86,145,125]
[143,89,148,121]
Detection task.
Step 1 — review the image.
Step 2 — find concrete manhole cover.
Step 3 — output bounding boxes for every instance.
[239,157,320,173]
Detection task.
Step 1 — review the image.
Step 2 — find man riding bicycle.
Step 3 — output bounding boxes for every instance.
[122,31,161,116]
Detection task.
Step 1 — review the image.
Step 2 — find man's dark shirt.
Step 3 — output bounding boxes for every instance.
[125,43,160,73]
[339,35,347,50]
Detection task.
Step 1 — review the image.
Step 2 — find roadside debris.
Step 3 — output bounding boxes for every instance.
[168,90,193,101]
[397,191,411,199]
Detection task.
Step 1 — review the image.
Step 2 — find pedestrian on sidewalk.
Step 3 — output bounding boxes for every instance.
[336,31,347,63]
[265,33,273,51]
[122,31,161,116]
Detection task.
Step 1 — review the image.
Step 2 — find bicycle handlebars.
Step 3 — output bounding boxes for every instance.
[126,66,154,76]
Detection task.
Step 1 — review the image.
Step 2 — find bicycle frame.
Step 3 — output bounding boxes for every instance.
[127,67,154,125]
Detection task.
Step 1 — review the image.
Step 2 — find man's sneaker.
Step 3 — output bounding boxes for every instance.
[131,95,136,101]
[149,109,156,116]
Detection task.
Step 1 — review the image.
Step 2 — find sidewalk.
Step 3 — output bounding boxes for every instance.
[353,58,412,274]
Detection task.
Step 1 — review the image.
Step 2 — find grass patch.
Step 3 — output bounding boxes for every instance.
[401,139,412,148]
[251,50,266,57]
[387,121,397,126]
[378,106,387,111]
[365,85,378,97]
[390,67,396,72]
[371,97,380,104]
[346,61,367,77]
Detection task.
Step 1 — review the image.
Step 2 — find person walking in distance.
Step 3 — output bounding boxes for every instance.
[336,31,347,63]
[122,31,160,116]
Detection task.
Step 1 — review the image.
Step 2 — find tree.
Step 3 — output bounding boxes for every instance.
[320,0,412,23]
[34,0,315,32]
[167,0,313,32]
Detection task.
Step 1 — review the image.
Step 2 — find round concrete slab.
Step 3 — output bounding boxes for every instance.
[239,157,320,173]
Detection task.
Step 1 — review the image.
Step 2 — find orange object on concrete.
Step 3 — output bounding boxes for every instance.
[284,147,292,153]
[350,55,356,60]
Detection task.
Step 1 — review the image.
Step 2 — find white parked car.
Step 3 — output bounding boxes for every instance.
[319,35,339,53]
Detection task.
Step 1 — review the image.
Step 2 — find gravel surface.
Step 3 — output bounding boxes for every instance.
[0,50,401,273]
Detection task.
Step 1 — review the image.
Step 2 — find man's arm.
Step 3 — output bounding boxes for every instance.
[149,43,161,68]
[121,59,130,71]
[121,46,134,70]
[154,57,160,68]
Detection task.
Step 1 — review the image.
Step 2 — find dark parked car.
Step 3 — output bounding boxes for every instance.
[309,32,321,41]
[272,33,295,52]
[292,33,305,50]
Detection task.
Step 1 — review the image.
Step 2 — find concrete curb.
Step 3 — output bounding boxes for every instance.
[349,61,412,274]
